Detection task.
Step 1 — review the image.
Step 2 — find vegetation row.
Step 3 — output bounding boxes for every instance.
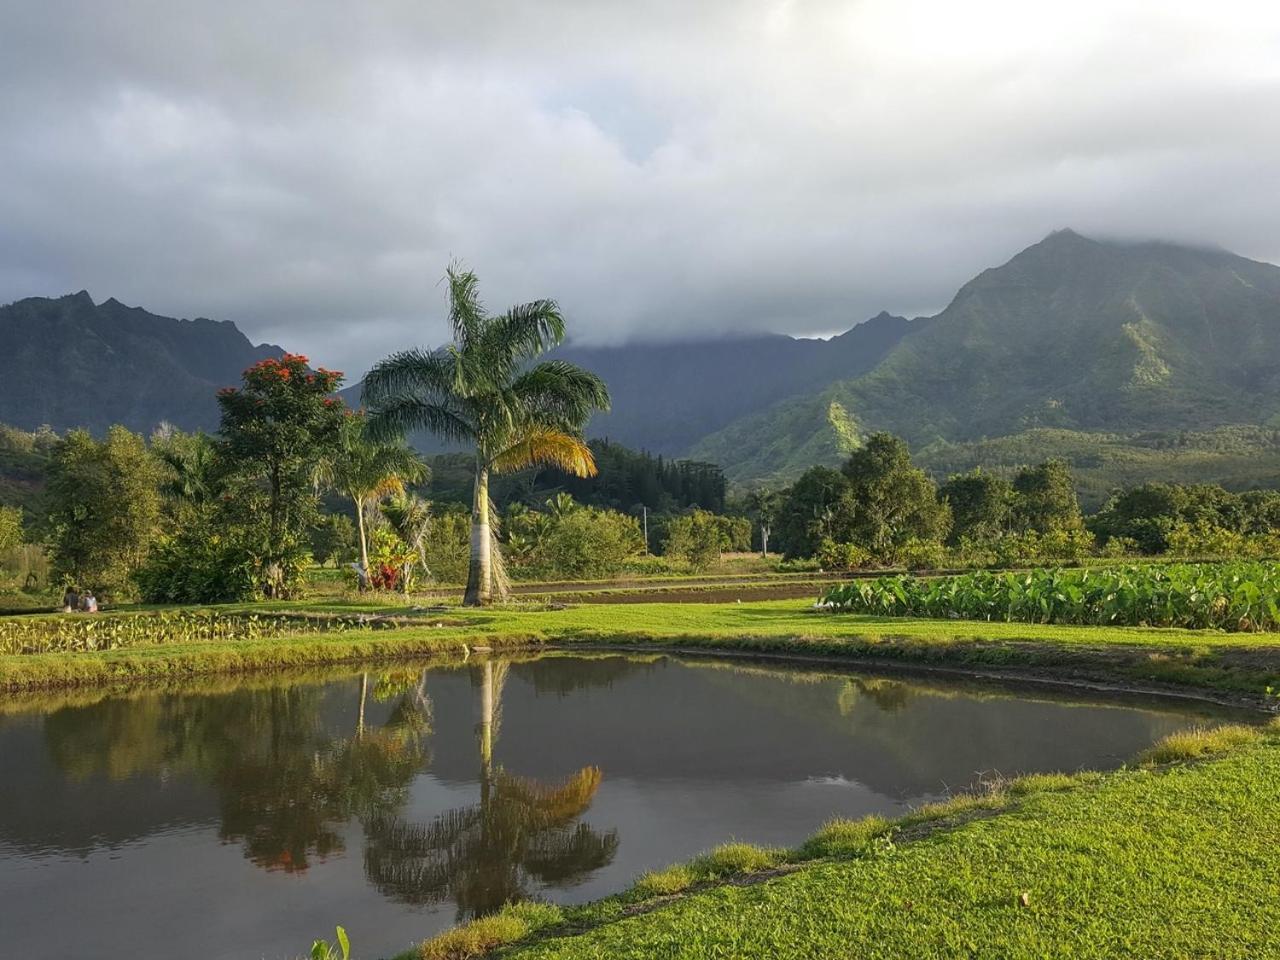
[820,562,1280,632]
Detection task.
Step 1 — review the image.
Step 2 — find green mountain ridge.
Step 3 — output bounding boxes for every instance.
[0,291,283,434]
[692,230,1280,489]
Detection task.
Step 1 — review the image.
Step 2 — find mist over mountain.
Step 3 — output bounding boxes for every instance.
[0,292,282,434]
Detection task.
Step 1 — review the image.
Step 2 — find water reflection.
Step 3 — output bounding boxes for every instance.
[41,670,433,871]
[364,661,618,917]
[0,653,1243,960]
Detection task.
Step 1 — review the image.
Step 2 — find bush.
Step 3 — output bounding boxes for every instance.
[539,506,645,579]
[423,507,471,584]
[663,509,731,571]
[134,533,258,604]
[1166,520,1247,558]
[896,538,948,571]
[816,539,873,571]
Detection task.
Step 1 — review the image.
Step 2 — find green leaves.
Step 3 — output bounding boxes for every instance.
[310,925,349,960]
[821,562,1280,631]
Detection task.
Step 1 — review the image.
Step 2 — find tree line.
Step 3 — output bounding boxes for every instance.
[759,432,1280,569]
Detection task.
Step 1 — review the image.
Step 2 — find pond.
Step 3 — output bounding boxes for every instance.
[0,652,1242,959]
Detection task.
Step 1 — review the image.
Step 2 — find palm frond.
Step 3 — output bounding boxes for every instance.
[361,349,458,408]
[445,263,487,349]
[486,299,566,364]
[509,360,611,428]
[365,396,476,446]
[489,428,597,477]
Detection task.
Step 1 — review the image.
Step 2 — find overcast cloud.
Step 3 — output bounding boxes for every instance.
[2,0,1278,376]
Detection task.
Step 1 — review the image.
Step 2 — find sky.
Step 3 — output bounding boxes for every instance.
[2,0,1279,377]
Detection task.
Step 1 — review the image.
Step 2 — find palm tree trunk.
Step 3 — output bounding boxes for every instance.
[478,659,494,808]
[464,464,492,606]
[355,497,370,589]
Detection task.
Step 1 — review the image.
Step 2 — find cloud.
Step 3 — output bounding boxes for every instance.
[2,0,1278,375]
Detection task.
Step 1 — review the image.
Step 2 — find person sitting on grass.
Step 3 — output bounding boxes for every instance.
[62,585,79,613]
[81,590,98,613]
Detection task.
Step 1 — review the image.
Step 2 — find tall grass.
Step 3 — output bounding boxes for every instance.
[820,562,1280,631]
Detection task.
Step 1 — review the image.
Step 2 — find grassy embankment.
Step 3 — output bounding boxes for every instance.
[4,598,1280,704]
[407,720,1280,960]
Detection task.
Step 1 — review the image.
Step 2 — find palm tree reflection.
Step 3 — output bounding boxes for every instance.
[363,660,618,918]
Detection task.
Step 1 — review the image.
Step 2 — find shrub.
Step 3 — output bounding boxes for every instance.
[816,539,873,571]
[540,506,644,578]
[896,538,948,571]
[663,509,731,571]
[134,532,258,604]
[1166,520,1247,558]
[423,507,471,584]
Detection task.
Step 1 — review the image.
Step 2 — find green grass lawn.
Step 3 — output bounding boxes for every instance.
[427,726,1280,960]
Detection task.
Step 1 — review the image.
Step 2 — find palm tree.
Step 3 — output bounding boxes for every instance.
[322,411,428,582]
[362,266,609,606]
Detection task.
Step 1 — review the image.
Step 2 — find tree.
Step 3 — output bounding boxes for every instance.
[46,426,163,596]
[321,411,427,581]
[743,490,784,557]
[774,467,857,560]
[662,509,729,571]
[1012,459,1082,534]
[216,354,345,596]
[939,469,1013,545]
[363,266,610,606]
[842,433,950,558]
[152,429,221,523]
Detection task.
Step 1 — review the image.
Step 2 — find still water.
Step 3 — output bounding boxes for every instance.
[0,653,1234,959]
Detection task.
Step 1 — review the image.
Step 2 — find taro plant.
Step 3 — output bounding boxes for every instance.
[820,561,1280,632]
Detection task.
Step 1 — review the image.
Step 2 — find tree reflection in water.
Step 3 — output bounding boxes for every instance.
[43,669,433,872]
[363,660,618,918]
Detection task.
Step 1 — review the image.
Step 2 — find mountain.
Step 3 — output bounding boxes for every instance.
[554,311,919,454]
[344,311,919,457]
[0,292,283,434]
[692,231,1280,484]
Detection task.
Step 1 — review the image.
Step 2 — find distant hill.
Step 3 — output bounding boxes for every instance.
[554,311,919,454]
[0,292,282,434]
[693,231,1280,484]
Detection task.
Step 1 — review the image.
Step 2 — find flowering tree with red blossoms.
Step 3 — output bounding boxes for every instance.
[216,354,346,596]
